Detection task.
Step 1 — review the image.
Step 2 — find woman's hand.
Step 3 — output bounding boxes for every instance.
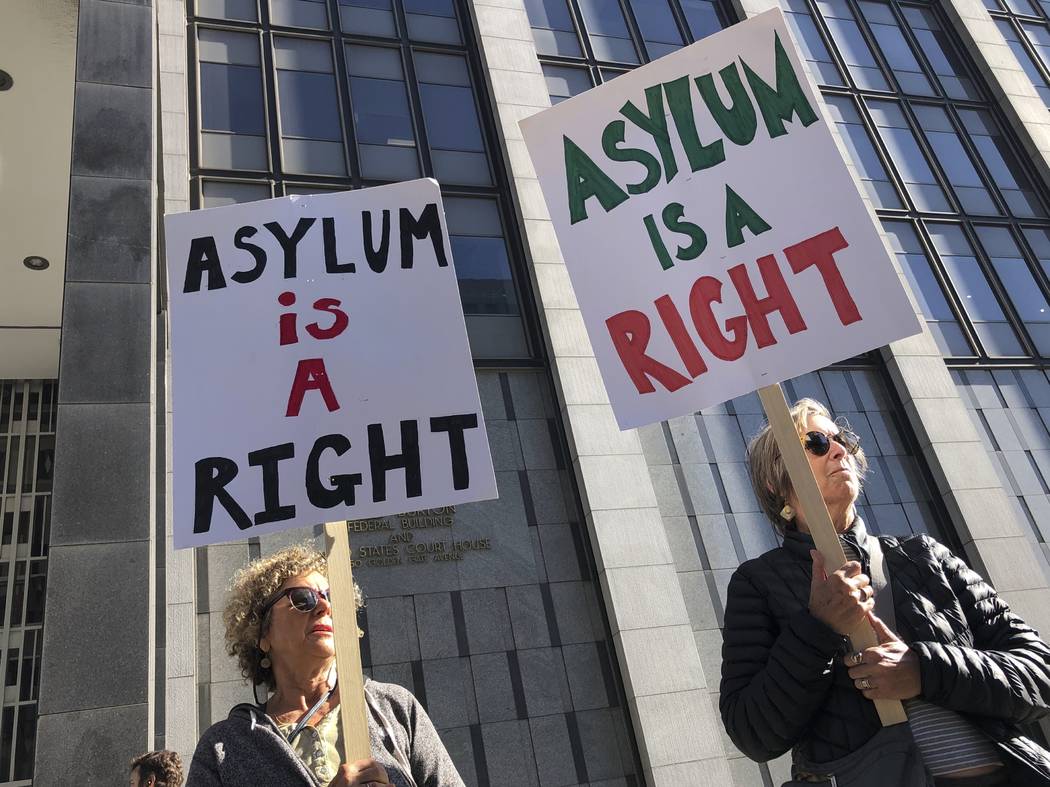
[331,759,391,786]
[844,613,921,701]
[808,549,874,635]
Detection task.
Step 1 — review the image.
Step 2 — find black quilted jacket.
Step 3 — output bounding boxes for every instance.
[719,523,1050,770]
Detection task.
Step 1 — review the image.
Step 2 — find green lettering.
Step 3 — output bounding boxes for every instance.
[663,202,707,261]
[644,213,675,271]
[663,76,725,172]
[741,32,818,139]
[724,185,771,248]
[564,135,629,224]
[620,85,678,185]
[602,120,662,195]
[696,63,757,147]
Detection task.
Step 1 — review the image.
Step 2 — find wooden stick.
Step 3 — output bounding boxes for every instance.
[324,520,373,760]
[757,384,908,726]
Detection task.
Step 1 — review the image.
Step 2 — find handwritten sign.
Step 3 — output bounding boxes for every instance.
[521,9,920,430]
[165,179,498,549]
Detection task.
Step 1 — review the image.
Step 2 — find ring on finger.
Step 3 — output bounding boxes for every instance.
[858,677,872,690]
[848,651,864,666]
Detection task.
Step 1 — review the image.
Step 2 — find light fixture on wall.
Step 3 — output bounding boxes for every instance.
[23,256,49,271]
[0,70,11,91]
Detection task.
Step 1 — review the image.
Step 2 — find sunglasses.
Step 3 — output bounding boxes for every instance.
[801,429,860,457]
[260,586,331,619]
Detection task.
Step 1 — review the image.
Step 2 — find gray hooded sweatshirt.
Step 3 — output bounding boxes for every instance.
[187,679,465,787]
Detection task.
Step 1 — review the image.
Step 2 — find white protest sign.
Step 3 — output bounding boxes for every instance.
[165,179,497,549]
[521,9,920,430]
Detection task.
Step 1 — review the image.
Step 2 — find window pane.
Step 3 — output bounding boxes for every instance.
[275,38,344,176]
[976,226,1050,354]
[780,0,844,86]
[446,198,518,315]
[928,224,1024,355]
[543,64,593,103]
[270,0,328,28]
[198,31,268,170]
[958,109,1045,218]
[823,94,901,208]
[995,20,1050,110]
[339,0,397,38]
[867,100,950,211]
[628,0,684,59]
[681,0,722,41]
[416,53,490,185]
[576,0,639,63]
[203,181,272,207]
[404,0,460,44]
[882,221,970,356]
[815,0,888,90]
[901,7,980,100]
[858,2,933,96]
[347,45,419,180]
[524,0,582,56]
[1005,0,1040,14]
[197,0,258,21]
[913,105,997,215]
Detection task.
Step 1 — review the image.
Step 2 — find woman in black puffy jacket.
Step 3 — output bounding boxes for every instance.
[719,397,1050,786]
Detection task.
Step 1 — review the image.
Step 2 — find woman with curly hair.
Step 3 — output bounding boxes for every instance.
[187,544,464,787]
[130,750,184,787]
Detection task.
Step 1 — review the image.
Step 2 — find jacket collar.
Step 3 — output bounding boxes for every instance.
[782,517,870,561]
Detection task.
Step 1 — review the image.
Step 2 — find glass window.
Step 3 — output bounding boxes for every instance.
[346,45,420,180]
[403,0,461,45]
[928,224,1024,355]
[274,37,346,176]
[415,52,491,186]
[815,0,888,90]
[198,30,268,170]
[857,2,933,96]
[1022,22,1050,79]
[338,0,397,38]
[882,221,971,355]
[542,64,592,103]
[959,109,1045,218]
[524,0,582,56]
[994,19,1050,109]
[913,105,998,215]
[576,0,639,63]
[975,225,1050,354]
[901,7,980,100]
[780,0,844,86]
[681,0,722,40]
[866,100,950,212]
[202,180,272,207]
[1004,0,1040,14]
[1024,227,1050,280]
[196,0,258,21]
[824,94,901,208]
[445,197,519,315]
[629,0,685,58]
[270,0,328,28]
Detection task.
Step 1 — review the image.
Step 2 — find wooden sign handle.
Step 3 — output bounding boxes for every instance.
[324,521,373,761]
[757,384,908,726]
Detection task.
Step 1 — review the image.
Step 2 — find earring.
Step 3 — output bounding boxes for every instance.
[260,654,272,669]
[780,504,795,521]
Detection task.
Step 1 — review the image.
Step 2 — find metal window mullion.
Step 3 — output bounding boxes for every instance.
[942,100,1014,218]
[563,0,602,67]
[881,0,952,101]
[841,0,908,96]
[615,0,652,64]
[327,0,367,188]
[803,0,867,93]
[663,0,696,47]
[258,3,287,185]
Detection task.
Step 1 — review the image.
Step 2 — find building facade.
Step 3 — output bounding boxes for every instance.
[4,0,1050,783]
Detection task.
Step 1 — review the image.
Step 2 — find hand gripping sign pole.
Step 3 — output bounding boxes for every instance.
[324,520,372,762]
[757,384,908,727]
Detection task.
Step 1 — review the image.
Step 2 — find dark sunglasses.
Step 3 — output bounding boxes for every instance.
[802,429,860,457]
[260,586,331,619]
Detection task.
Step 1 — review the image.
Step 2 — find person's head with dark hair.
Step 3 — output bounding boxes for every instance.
[129,750,183,787]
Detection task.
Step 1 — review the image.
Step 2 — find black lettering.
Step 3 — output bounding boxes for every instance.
[368,420,422,503]
[306,433,363,508]
[264,218,316,279]
[231,226,267,284]
[429,413,478,490]
[399,203,448,269]
[183,236,226,293]
[364,210,391,273]
[323,216,355,274]
[247,442,296,525]
[193,457,251,533]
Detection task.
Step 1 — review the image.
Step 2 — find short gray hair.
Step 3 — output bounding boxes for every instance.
[746,398,867,533]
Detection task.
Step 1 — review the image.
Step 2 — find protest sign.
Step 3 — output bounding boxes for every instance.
[520,8,921,431]
[165,179,498,550]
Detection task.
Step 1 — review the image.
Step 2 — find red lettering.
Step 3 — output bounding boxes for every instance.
[606,310,692,394]
[654,295,707,378]
[286,358,341,417]
[306,298,350,340]
[783,227,861,326]
[728,254,806,349]
[278,292,298,346]
[688,276,747,361]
